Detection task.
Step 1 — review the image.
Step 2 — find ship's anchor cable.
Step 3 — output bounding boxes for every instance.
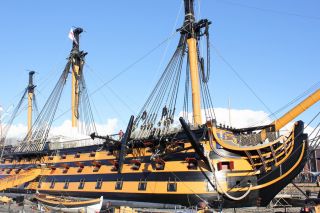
[180,117,252,201]
[215,177,253,201]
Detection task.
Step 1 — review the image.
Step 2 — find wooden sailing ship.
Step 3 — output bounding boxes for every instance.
[0,0,320,209]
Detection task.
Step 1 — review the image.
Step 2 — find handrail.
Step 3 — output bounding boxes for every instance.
[210,125,292,151]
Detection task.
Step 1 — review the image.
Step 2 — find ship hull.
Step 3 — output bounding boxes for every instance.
[0,122,308,209]
[39,129,308,208]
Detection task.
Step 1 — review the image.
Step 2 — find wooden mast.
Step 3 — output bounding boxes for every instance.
[27,71,35,140]
[184,0,202,126]
[70,28,84,128]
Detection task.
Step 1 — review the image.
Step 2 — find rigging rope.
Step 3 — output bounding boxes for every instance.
[133,35,187,139]
[53,31,182,124]
[245,81,320,128]
[85,63,136,114]
[21,62,70,148]
[90,31,180,96]
[77,62,97,135]
[0,89,27,159]
[212,46,275,118]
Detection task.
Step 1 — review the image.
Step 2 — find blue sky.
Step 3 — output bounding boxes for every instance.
[0,0,319,136]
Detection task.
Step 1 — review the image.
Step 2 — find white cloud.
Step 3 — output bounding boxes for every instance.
[3,108,319,144]
[95,118,119,135]
[213,108,271,128]
[3,118,119,141]
[5,123,27,139]
[179,107,319,140]
[179,108,271,128]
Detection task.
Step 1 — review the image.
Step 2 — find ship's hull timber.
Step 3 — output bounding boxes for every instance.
[0,121,308,208]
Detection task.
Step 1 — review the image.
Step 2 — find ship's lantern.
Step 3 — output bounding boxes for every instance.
[185,158,198,169]
[131,159,141,170]
[217,161,234,171]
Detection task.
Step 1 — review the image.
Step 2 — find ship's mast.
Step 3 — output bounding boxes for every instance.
[27,71,35,140]
[71,28,84,128]
[184,0,202,126]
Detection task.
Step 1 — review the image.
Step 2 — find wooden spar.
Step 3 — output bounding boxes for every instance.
[70,28,83,128]
[184,0,202,126]
[71,63,80,127]
[27,71,35,141]
[261,88,320,140]
[273,89,320,131]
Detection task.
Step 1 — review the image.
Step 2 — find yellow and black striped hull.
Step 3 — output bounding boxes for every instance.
[0,121,308,208]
